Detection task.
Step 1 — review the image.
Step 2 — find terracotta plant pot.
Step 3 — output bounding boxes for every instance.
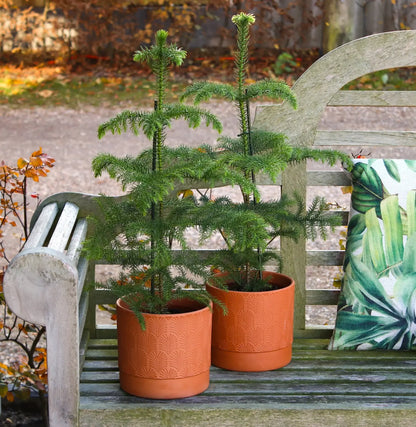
[116,298,212,399]
[206,271,295,372]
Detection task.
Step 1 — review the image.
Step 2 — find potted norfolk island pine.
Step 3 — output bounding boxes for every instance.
[182,12,352,372]
[84,30,223,399]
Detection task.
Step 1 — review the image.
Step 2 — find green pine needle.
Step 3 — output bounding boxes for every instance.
[181,81,236,104]
[245,80,297,109]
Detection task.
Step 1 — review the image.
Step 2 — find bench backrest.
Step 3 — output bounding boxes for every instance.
[254,30,416,338]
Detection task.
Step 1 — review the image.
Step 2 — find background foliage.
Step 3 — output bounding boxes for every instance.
[0,149,54,424]
[1,0,415,70]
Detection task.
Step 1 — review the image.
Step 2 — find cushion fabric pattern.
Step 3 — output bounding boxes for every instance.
[330,159,416,350]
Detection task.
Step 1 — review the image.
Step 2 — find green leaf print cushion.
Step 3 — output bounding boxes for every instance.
[329,159,416,350]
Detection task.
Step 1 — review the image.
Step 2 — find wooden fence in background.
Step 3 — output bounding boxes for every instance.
[1,1,416,60]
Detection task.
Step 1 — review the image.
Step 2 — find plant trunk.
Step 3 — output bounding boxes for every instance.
[245,92,261,283]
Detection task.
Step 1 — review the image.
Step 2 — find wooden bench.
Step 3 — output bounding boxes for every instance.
[4,30,416,426]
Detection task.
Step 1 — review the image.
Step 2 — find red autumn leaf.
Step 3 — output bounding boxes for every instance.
[18,323,28,334]
[13,186,24,195]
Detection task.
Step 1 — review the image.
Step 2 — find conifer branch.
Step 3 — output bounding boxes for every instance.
[245,80,297,108]
[290,147,353,169]
[180,81,236,104]
[163,104,223,133]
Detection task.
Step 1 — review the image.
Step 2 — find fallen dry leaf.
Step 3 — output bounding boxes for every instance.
[38,89,53,98]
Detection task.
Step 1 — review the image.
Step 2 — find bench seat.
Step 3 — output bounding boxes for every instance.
[78,338,416,426]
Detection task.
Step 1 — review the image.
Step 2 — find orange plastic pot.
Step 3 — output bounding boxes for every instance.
[116,298,212,399]
[206,271,295,372]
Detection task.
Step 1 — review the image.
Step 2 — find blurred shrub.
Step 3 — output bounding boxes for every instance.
[0,1,324,69]
[0,148,54,424]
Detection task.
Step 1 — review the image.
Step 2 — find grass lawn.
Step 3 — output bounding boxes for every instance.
[0,66,187,108]
[0,63,415,109]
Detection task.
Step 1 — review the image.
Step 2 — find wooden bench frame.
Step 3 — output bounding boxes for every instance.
[4,30,416,426]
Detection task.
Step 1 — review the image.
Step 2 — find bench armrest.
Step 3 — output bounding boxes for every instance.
[4,200,88,427]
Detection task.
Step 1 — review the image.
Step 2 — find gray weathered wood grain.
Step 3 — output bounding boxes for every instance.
[67,219,88,264]
[47,202,79,252]
[24,202,58,249]
[316,130,416,146]
[329,90,416,107]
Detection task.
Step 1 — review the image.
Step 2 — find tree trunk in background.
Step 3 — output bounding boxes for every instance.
[288,0,323,49]
[391,0,402,30]
[365,0,385,34]
[322,0,363,53]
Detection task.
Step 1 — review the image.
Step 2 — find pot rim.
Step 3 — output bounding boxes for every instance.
[207,271,294,295]
[116,297,213,318]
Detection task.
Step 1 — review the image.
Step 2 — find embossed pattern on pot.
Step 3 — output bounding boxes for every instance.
[207,272,295,371]
[116,298,212,399]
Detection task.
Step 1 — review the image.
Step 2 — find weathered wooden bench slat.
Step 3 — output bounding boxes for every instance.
[80,366,416,384]
[24,202,59,249]
[82,355,416,372]
[84,338,117,349]
[79,397,416,417]
[94,325,117,340]
[316,130,416,146]
[306,289,340,305]
[84,348,117,359]
[306,250,345,266]
[79,329,90,372]
[78,293,89,341]
[67,218,88,264]
[329,90,416,107]
[80,382,416,398]
[307,171,350,186]
[76,257,89,301]
[89,288,342,320]
[47,202,79,252]
[295,328,334,339]
[78,403,416,427]
[82,360,117,371]
[229,170,351,187]
[95,247,348,269]
[189,170,350,187]
[80,381,416,396]
[82,338,416,360]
